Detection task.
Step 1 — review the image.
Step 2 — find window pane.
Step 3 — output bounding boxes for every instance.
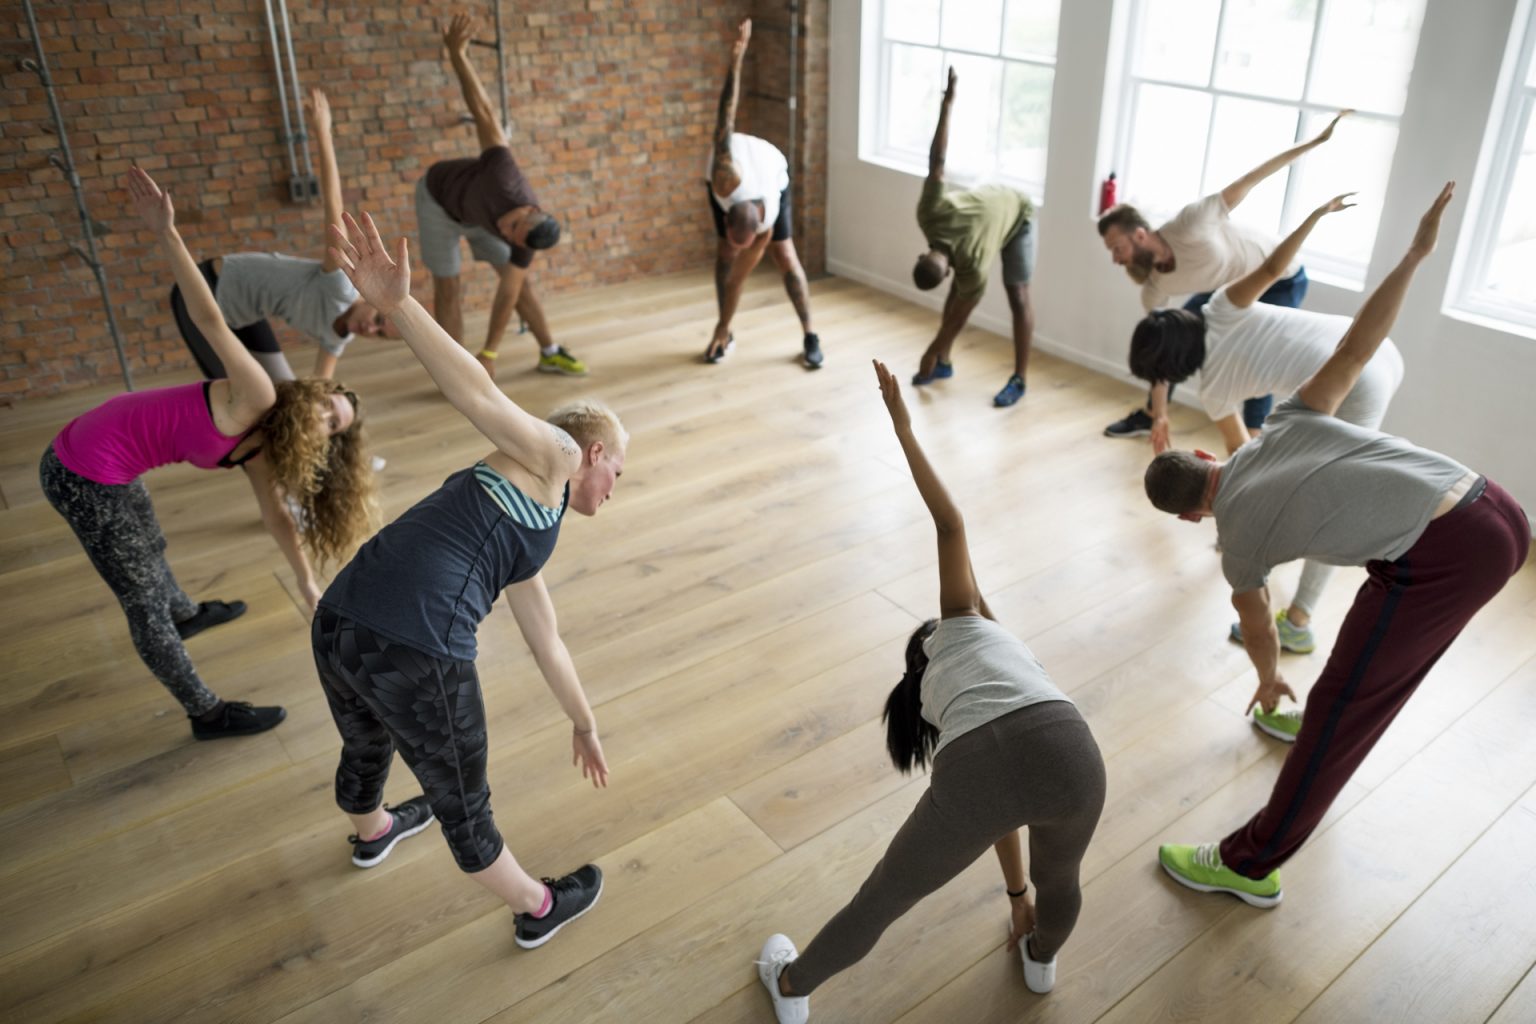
[1203,97,1300,237]
[885,44,945,157]
[940,0,1005,54]
[1134,0,1220,86]
[1485,111,1536,302]
[1289,112,1399,268]
[944,52,1004,179]
[1308,0,1426,115]
[1003,0,1060,60]
[1125,84,1213,213]
[1213,0,1318,100]
[1000,61,1054,190]
[886,0,941,45]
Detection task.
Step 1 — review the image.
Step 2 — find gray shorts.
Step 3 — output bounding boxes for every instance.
[1000,217,1037,288]
[414,177,511,278]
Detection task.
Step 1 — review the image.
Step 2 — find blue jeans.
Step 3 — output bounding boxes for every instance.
[1174,267,1310,428]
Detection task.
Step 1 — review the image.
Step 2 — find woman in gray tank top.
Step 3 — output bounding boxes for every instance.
[756,361,1106,1022]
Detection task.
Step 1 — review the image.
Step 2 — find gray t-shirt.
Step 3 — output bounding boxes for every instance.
[920,615,1071,756]
[216,253,359,357]
[1214,395,1472,592]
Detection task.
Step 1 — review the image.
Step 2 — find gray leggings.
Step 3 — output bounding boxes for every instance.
[791,700,1106,994]
[40,446,220,716]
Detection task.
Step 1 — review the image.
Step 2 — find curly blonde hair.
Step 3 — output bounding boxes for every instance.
[256,379,379,565]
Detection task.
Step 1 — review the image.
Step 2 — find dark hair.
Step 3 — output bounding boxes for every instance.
[1129,308,1206,384]
[883,619,941,774]
[912,253,947,291]
[1097,203,1151,237]
[525,212,561,250]
[726,201,760,241]
[1144,450,1214,514]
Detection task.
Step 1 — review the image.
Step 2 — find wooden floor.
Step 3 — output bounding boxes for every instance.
[1,269,1533,1024]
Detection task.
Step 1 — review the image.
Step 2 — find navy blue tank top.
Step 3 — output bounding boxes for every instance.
[321,465,568,660]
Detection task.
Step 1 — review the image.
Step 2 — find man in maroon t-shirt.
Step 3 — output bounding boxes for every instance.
[415,15,585,379]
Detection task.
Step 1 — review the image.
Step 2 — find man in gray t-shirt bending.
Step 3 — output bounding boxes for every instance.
[1140,184,1528,909]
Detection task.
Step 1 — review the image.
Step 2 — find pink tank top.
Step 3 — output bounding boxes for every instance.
[52,382,249,485]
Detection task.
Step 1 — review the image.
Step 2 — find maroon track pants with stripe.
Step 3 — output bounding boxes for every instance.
[1221,480,1530,879]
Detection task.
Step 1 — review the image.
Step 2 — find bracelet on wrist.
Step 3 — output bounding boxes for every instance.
[477,348,499,360]
[1007,887,1027,899]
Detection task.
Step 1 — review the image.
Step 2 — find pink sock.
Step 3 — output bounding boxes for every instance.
[531,884,553,918]
[362,813,394,842]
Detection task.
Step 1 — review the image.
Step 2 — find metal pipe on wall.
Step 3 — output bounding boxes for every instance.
[261,0,302,186]
[19,0,134,391]
[276,0,316,191]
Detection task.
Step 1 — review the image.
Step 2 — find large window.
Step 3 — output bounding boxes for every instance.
[1113,0,1427,284]
[869,0,1062,202]
[1454,1,1536,331]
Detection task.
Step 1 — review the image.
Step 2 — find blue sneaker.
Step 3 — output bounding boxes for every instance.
[1229,610,1317,654]
[912,361,954,386]
[993,375,1026,407]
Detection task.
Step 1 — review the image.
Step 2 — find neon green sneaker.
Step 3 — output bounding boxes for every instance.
[1159,843,1281,908]
[1229,610,1317,654]
[1252,706,1302,743]
[537,346,588,376]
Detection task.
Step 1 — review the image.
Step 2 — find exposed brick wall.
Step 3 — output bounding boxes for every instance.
[0,0,826,400]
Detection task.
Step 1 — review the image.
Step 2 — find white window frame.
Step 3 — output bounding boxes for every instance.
[862,0,1059,204]
[1112,0,1424,285]
[1452,0,1536,332]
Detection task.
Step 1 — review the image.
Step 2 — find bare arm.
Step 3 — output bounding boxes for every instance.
[928,67,957,180]
[307,88,347,273]
[1232,586,1296,714]
[874,360,982,618]
[710,19,751,197]
[1298,182,1453,418]
[1225,193,1355,309]
[244,456,321,613]
[312,349,339,380]
[329,211,578,482]
[1215,413,1249,456]
[483,263,527,351]
[507,574,609,788]
[127,167,274,428]
[1220,110,1351,210]
[444,14,507,151]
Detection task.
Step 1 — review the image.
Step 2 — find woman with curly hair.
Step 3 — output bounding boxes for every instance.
[309,210,621,950]
[40,167,377,740]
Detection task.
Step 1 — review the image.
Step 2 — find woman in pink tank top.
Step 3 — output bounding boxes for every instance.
[39,168,379,741]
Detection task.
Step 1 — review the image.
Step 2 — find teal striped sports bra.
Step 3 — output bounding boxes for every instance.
[473,461,565,529]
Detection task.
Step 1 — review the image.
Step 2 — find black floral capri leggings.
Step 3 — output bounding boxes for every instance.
[311,608,504,872]
[40,445,220,716]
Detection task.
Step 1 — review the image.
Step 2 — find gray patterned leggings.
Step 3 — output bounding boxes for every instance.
[40,446,220,716]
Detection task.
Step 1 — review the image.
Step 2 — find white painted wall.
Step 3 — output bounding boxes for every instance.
[828,0,1536,512]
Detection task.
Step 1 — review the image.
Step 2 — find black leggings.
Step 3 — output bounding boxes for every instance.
[312,609,503,872]
[39,445,219,716]
[171,259,293,381]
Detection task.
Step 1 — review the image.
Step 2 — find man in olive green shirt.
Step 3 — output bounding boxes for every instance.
[912,68,1037,407]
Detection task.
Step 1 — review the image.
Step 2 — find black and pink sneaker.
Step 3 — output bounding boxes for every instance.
[349,796,436,868]
[514,864,603,949]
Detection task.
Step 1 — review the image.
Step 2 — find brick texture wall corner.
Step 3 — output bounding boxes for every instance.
[1,0,827,400]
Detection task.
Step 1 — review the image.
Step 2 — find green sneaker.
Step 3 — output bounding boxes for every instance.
[1158,843,1281,908]
[1229,610,1317,654]
[1252,706,1302,743]
[538,346,588,376]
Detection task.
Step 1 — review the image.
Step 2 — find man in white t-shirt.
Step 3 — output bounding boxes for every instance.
[703,20,823,370]
[1097,111,1350,439]
[1127,192,1405,653]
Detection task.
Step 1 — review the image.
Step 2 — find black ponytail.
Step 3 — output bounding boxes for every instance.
[884,620,940,774]
[1129,307,1207,385]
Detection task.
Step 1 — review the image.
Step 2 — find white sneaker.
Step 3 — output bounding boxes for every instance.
[756,933,810,1023]
[1019,930,1055,994]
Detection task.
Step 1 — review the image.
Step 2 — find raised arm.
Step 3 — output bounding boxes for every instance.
[874,359,982,618]
[329,211,578,483]
[1220,110,1351,211]
[1225,192,1355,308]
[928,67,957,181]
[444,14,507,152]
[306,87,347,273]
[710,18,751,197]
[126,167,274,426]
[1298,182,1453,417]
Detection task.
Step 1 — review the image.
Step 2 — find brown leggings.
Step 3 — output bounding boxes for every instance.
[790,700,1106,994]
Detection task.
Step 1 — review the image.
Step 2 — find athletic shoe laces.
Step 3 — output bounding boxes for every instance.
[1193,842,1224,871]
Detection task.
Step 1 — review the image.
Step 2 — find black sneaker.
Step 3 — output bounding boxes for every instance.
[705,333,735,364]
[1103,408,1153,438]
[176,599,248,640]
[801,333,824,370]
[349,796,436,868]
[514,864,604,949]
[189,700,286,740]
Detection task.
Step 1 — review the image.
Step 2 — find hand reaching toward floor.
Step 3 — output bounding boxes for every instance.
[572,727,610,789]
[1150,415,1172,455]
[328,211,411,317]
[126,165,175,235]
[1005,891,1037,954]
[1246,674,1298,716]
[874,359,912,433]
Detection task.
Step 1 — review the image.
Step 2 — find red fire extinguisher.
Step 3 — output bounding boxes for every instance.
[1098,172,1118,214]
